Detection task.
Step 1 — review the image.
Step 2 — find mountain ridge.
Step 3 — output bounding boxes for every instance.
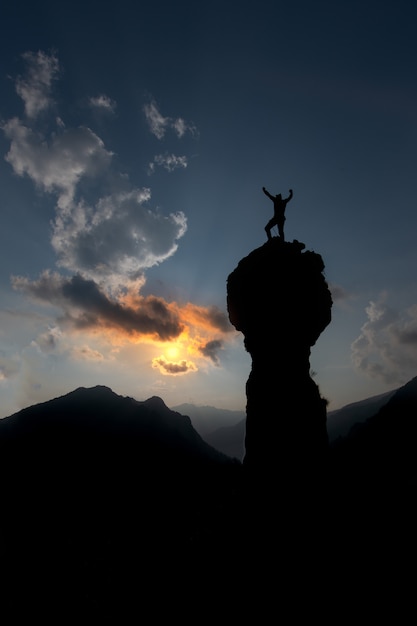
[175,385,403,460]
[0,384,235,466]
[1,382,407,458]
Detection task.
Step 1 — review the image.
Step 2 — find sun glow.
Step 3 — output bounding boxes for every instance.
[165,345,180,359]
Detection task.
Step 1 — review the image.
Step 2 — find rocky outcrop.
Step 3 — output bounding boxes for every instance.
[227,237,332,488]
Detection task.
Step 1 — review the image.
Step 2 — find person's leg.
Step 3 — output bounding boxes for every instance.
[265,218,275,240]
[278,217,285,240]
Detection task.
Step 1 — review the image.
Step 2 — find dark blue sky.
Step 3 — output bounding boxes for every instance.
[1,0,417,415]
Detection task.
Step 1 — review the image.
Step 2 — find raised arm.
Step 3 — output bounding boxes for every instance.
[262,186,274,201]
[285,189,293,202]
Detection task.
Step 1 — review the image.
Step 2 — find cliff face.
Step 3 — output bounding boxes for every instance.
[227,238,332,483]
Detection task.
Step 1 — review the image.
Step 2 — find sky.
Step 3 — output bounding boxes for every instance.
[1,0,417,418]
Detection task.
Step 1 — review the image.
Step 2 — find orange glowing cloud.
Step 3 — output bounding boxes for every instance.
[12,271,238,374]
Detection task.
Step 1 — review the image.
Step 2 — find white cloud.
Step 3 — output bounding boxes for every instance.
[147,153,188,175]
[172,117,197,138]
[3,54,190,293]
[143,101,170,139]
[34,326,63,353]
[351,293,417,385]
[3,117,113,210]
[143,100,197,139]
[2,113,187,289]
[89,94,117,113]
[51,189,187,290]
[15,50,59,119]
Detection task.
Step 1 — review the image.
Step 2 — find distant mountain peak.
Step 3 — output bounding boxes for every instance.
[143,395,168,409]
[0,385,236,466]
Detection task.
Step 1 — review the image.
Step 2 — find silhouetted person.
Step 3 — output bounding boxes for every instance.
[263,187,293,241]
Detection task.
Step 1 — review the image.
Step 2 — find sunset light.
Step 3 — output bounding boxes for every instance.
[165,345,180,360]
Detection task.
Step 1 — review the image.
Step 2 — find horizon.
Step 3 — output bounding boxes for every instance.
[1,1,417,418]
[0,378,401,421]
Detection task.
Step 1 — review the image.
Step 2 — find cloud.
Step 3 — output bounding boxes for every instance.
[3,116,188,285]
[3,117,113,210]
[12,272,185,341]
[152,355,198,375]
[11,271,235,353]
[10,269,236,374]
[147,153,188,175]
[351,293,417,385]
[199,339,223,365]
[71,345,105,361]
[143,100,197,139]
[143,101,169,139]
[182,303,233,333]
[51,189,187,288]
[89,94,116,113]
[34,326,62,352]
[329,283,351,303]
[3,114,187,287]
[3,52,188,290]
[15,50,59,119]
[172,117,194,138]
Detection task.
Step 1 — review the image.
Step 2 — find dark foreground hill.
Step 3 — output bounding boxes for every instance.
[0,386,242,618]
[330,376,417,498]
[326,388,397,441]
[0,384,234,466]
[1,381,416,617]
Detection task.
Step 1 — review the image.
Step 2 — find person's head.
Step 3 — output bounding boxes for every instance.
[276,193,282,200]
